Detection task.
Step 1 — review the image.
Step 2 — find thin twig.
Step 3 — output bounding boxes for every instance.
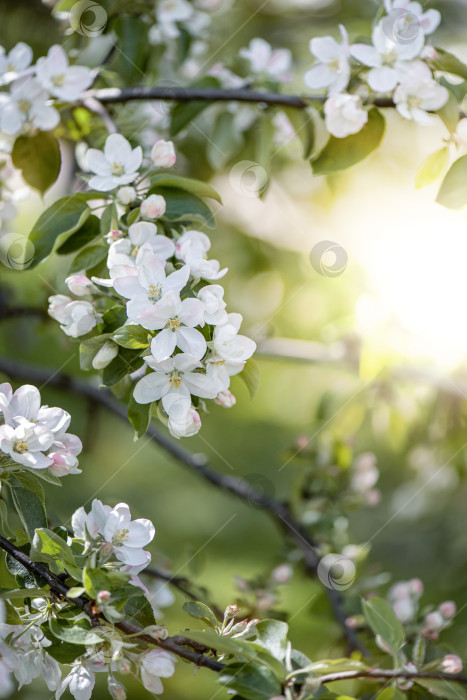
[0,356,366,655]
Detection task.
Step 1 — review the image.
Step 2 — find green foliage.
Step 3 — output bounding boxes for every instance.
[312,109,385,174]
[27,196,90,266]
[239,358,260,399]
[128,394,152,439]
[10,478,47,542]
[69,243,108,274]
[170,76,220,136]
[56,215,101,255]
[182,601,219,628]
[218,662,283,700]
[158,186,215,227]
[362,597,405,655]
[112,325,151,349]
[430,48,467,80]
[31,528,82,580]
[415,147,449,188]
[12,132,61,195]
[150,174,222,204]
[436,156,467,208]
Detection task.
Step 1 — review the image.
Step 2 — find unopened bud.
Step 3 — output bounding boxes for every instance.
[345,616,359,629]
[106,229,124,244]
[151,139,176,168]
[424,611,444,632]
[140,194,166,220]
[108,677,127,700]
[92,341,119,370]
[65,274,97,297]
[295,434,309,451]
[441,654,463,674]
[117,186,137,205]
[439,601,457,620]
[97,590,111,605]
[225,604,238,617]
[214,390,236,408]
[146,625,169,641]
[271,564,292,585]
[409,578,424,597]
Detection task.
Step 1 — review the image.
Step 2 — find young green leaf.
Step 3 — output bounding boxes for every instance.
[159,187,215,227]
[31,528,82,580]
[28,196,90,266]
[12,132,61,195]
[436,155,467,208]
[56,215,101,255]
[431,48,467,80]
[415,147,449,189]
[10,482,47,542]
[254,620,288,662]
[170,76,219,136]
[218,662,283,700]
[49,618,104,646]
[239,358,260,399]
[128,394,152,440]
[312,109,385,175]
[182,601,218,628]
[150,173,222,203]
[102,348,144,386]
[69,243,108,274]
[112,325,150,349]
[416,679,467,700]
[362,597,405,654]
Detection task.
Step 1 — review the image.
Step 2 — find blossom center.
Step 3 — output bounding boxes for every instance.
[52,73,66,87]
[381,49,397,65]
[17,99,30,113]
[111,162,125,176]
[168,317,180,330]
[13,439,28,454]
[147,283,162,302]
[169,374,182,389]
[408,95,422,107]
[114,528,129,543]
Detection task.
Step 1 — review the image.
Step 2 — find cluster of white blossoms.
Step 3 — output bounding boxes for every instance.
[48,134,256,439]
[0,383,81,476]
[0,42,94,138]
[304,0,448,138]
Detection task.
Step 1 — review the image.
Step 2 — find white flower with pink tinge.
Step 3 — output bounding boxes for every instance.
[0,421,54,469]
[240,38,292,82]
[86,134,142,191]
[393,62,448,125]
[0,42,33,85]
[175,230,227,280]
[0,77,60,135]
[140,649,177,694]
[324,93,368,138]
[48,294,102,338]
[383,0,441,36]
[108,223,175,271]
[304,25,350,96]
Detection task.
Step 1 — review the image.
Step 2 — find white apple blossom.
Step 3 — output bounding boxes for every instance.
[91,340,119,370]
[324,93,368,138]
[383,0,441,37]
[0,421,54,469]
[36,45,94,100]
[175,230,227,280]
[116,186,137,205]
[239,38,291,82]
[351,22,425,93]
[393,66,448,124]
[141,194,167,220]
[142,292,206,361]
[65,275,97,296]
[151,140,177,168]
[0,42,33,85]
[113,253,189,330]
[214,389,236,407]
[140,650,177,694]
[198,284,227,325]
[56,664,95,700]
[48,295,102,337]
[86,134,142,191]
[168,406,202,438]
[107,223,175,273]
[304,25,350,95]
[72,499,111,541]
[133,353,221,409]
[0,77,60,135]
[101,502,155,568]
[212,313,256,365]
[155,0,194,38]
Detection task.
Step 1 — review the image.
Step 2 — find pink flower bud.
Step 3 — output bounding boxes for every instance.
[151,139,176,168]
[97,590,111,605]
[423,611,444,637]
[65,274,97,297]
[439,601,457,620]
[409,579,424,597]
[345,616,359,629]
[108,677,127,700]
[441,654,463,674]
[106,229,124,243]
[271,564,292,584]
[225,604,238,616]
[214,390,236,408]
[295,434,309,450]
[117,186,137,205]
[140,194,166,219]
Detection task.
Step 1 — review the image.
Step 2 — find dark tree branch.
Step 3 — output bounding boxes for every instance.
[0,356,366,655]
[0,534,224,672]
[310,668,467,685]
[86,86,394,110]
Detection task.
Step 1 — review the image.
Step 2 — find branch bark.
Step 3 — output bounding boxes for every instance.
[0,534,224,672]
[0,356,366,655]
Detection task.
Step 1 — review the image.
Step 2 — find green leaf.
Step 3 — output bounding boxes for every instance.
[375,689,406,700]
[5,549,44,589]
[69,243,107,274]
[12,132,61,195]
[124,595,156,628]
[362,597,405,654]
[254,620,288,661]
[438,91,460,134]
[43,633,86,664]
[11,471,45,504]
[416,679,467,700]
[253,114,275,198]
[112,325,150,349]
[56,215,101,255]
[431,48,467,80]
[49,618,104,646]
[150,174,222,203]
[31,528,82,580]
[312,109,385,175]
[282,106,316,159]
[102,306,127,333]
[182,629,257,660]
[128,394,152,439]
[436,155,467,208]
[219,662,282,700]
[100,202,118,236]
[159,187,214,227]
[112,16,149,81]
[207,112,244,170]
[239,358,260,399]
[10,483,47,542]
[182,601,218,628]
[102,348,144,387]
[415,147,449,188]
[170,77,219,137]
[28,196,90,266]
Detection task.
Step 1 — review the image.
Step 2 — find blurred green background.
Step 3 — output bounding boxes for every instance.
[2,1,467,698]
